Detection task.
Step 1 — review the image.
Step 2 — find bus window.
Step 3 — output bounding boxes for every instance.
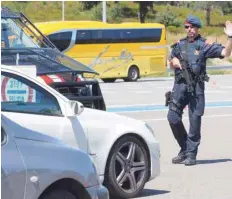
[75,30,91,44]
[74,28,162,44]
[92,29,121,43]
[48,31,72,51]
[120,29,162,43]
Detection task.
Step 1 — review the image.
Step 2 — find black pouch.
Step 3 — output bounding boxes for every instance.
[195,82,205,116]
[190,62,201,76]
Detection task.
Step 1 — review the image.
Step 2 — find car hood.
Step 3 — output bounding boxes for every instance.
[78,108,144,128]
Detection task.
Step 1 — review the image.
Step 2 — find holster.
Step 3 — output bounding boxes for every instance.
[165,91,172,106]
[165,91,183,115]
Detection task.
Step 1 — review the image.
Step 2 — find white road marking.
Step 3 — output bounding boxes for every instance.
[155,86,173,89]
[102,91,117,94]
[129,91,153,94]
[214,86,232,89]
[143,114,232,121]
[205,90,230,93]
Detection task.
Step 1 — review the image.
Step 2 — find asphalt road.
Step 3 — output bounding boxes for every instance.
[100,75,232,199]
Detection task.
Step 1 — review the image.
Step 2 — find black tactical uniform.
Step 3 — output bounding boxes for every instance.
[168,34,225,165]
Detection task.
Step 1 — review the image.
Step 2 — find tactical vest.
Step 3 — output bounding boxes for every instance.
[172,35,209,82]
[180,36,206,74]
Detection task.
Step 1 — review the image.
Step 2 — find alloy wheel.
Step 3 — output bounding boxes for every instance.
[114,142,147,193]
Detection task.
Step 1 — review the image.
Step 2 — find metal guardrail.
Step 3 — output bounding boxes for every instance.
[167,65,232,76]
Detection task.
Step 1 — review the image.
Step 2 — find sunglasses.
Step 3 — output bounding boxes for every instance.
[184,25,195,29]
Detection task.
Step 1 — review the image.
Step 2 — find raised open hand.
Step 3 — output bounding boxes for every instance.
[224,21,232,37]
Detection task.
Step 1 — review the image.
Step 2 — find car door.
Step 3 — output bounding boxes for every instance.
[1,122,26,199]
[1,71,88,151]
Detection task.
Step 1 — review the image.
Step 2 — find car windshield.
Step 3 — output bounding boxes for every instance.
[1,7,98,75]
[1,6,55,49]
[1,18,48,49]
[1,48,98,75]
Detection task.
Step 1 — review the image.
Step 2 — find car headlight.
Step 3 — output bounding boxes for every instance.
[145,123,155,137]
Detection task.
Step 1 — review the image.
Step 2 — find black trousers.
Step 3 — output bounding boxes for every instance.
[167,82,205,156]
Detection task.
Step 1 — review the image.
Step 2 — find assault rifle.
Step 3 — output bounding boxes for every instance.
[178,49,195,96]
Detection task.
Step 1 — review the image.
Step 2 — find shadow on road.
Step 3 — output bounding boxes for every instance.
[110,189,170,199]
[100,78,174,84]
[133,189,170,198]
[197,158,232,165]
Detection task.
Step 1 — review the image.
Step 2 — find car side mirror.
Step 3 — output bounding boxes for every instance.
[65,101,84,116]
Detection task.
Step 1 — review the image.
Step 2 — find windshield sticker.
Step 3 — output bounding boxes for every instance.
[1,76,36,102]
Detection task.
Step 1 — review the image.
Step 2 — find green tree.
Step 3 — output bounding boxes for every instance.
[136,1,154,23]
[90,3,102,21]
[218,1,232,15]
[80,1,100,10]
[108,3,123,23]
[193,2,218,26]
[156,9,181,27]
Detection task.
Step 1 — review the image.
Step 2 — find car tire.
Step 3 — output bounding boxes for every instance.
[41,190,77,199]
[104,136,149,198]
[125,66,139,82]
[102,78,116,83]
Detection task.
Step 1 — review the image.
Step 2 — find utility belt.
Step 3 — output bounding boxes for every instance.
[175,71,210,84]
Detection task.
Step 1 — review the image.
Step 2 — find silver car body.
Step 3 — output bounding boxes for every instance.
[1,114,109,199]
[1,65,160,198]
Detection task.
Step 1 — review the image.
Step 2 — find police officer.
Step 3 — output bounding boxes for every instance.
[168,15,232,166]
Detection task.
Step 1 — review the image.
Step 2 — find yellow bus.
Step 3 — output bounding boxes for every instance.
[35,21,168,82]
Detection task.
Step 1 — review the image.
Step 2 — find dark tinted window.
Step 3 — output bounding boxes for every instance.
[91,29,121,43]
[48,31,72,51]
[76,30,92,44]
[75,28,162,44]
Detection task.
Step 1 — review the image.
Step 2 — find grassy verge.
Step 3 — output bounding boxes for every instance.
[207,70,232,75]
[145,70,232,78]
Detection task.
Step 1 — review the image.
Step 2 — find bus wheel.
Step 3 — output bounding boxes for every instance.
[102,78,116,83]
[126,66,139,82]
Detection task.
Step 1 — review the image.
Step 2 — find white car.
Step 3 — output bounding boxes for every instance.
[1,114,109,199]
[1,65,160,198]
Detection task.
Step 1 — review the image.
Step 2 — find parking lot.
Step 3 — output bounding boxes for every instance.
[100,74,232,199]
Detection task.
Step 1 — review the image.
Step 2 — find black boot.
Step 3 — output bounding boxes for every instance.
[172,152,187,164]
[184,153,197,166]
